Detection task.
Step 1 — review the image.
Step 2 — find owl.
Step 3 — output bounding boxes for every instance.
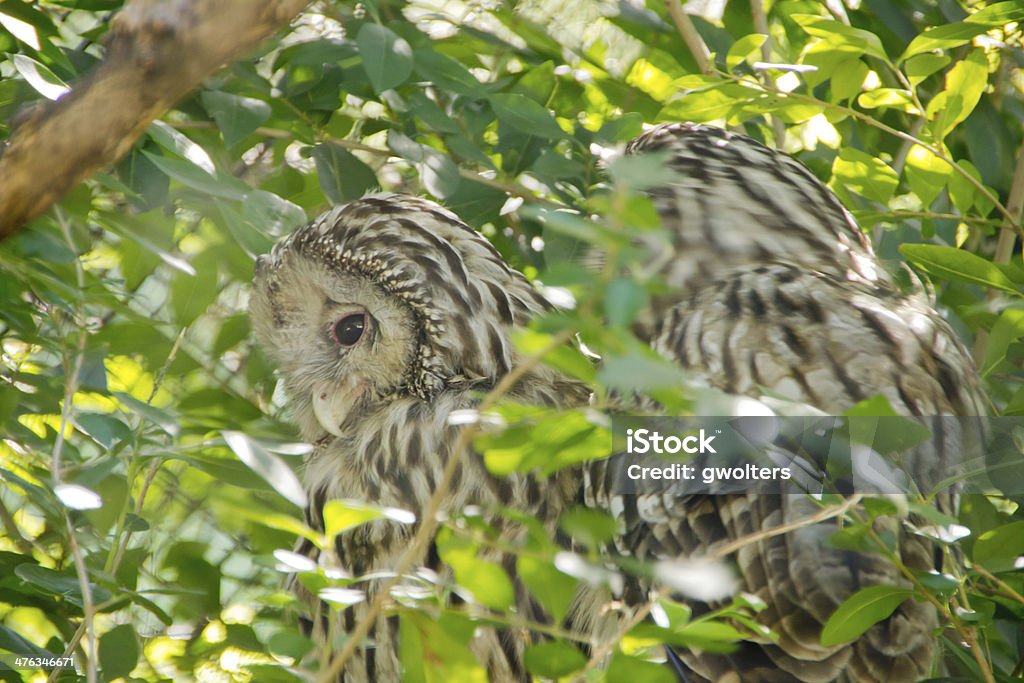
[250,123,985,682]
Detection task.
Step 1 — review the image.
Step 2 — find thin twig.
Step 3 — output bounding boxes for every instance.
[710,494,863,560]
[973,564,1024,606]
[749,0,785,147]
[665,0,713,76]
[854,511,997,683]
[973,140,1024,363]
[53,209,97,683]
[572,595,659,681]
[317,329,574,682]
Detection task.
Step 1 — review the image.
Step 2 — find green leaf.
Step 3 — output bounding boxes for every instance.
[99,624,139,680]
[630,621,743,652]
[523,641,586,677]
[201,91,271,148]
[489,93,566,140]
[517,556,577,624]
[223,431,307,508]
[830,60,868,102]
[973,521,1024,573]
[387,130,461,198]
[357,23,414,93]
[856,88,916,112]
[76,413,131,449]
[0,625,54,659]
[321,499,413,540]
[143,152,249,200]
[268,631,315,660]
[899,244,1020,294]
[830,148,898,203]
[966,1,1024,24]
[400,612,488,683]
[606,653,678,683]
[901,23,990,61]
[560,508,618,547]
[15,564,112,607]
[147,121,218,174]
[792,15,889,62]
[169,256,219,325]
[437,530,515,610]
[605,278,648,327]
[312,143,379,203]
[981,308,1024,376]
[726,34,767,70]
[926,49,988,140]
[512,329,596,383]
[11,53,67,99]
[658,83,760,122]
[948,160,984,214]
[904,145,953,207]
[904,53,951,87]
[820,585,912,646]
[413,49,484,97]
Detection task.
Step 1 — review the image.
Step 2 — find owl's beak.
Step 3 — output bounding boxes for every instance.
[311,375,367,438]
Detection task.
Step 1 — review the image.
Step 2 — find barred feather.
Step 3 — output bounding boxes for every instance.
[251,124,985,683]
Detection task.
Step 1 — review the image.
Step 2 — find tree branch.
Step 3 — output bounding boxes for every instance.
[0,0,311,239]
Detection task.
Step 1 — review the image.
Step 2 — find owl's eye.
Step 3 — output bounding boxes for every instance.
[332,313,366,347]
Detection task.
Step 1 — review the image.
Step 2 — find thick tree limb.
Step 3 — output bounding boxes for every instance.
[0,0,311,240]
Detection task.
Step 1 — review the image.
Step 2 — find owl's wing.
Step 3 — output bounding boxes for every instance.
[584,265,984,682]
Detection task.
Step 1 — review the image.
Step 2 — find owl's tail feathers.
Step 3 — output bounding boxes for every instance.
[675,495,937,683]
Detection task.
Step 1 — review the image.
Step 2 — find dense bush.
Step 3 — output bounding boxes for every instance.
[0,1,1022,681]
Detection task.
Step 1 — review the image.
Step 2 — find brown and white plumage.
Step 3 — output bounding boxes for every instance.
[251,193,587,682]
[250,124,984,682]
[585,124,984,682]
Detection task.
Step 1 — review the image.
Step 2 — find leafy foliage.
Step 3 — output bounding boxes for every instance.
[1,1,1023,681]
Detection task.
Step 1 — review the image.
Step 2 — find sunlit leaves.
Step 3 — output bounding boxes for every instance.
[400,612,489,683]
[901,23,991,61]
[436,528,515,611]
[516,556,577,624]
[322,499,414,540]
[792,14,889,62]
[726,34,767,71]
[477,407,610,476]
[926,49,988,140]
[904,145,952,207]
[830,148,898,204]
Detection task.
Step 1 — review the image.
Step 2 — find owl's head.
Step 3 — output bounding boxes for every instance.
[250,193,551,441]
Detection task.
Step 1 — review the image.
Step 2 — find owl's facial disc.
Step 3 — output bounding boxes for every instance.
[312,374,367,437]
